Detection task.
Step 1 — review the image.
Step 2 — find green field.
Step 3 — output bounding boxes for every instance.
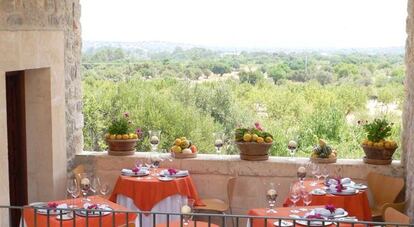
[82,47,404,159]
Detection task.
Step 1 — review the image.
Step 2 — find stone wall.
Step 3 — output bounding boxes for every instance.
[404,0,414,218]
[0,0,83,169]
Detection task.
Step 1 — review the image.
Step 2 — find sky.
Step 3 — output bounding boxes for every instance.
[81,0,407,49]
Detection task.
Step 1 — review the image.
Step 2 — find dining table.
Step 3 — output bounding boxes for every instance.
[248,206,365,227]
[283,180,372,221]
[22,196,136,227]
[109,169,204,226]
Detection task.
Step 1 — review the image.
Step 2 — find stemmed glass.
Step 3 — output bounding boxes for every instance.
[160,149,173,162]
[151,153,162,177]
[66,178,79,208]
[302,192,312,206]
[78,173,92,202]
[287,140,298,161]
[213,132,225,155]
[321,166,329,182]
[310,164,320,186]
[289,184,301,213]
[181,198,195,226]
[297,166,307,187]
[149,130,161,152]
[90,176,101,199]
[99,181,110,205]
[144,154,153,179]
[265,183,278,213]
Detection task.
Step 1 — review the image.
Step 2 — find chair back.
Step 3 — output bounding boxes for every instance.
[227,177,236,205]
[384,207,410,226]
[367,172,404,206]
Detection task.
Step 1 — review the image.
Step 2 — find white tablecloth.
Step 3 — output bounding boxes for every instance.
[116,194,186,227]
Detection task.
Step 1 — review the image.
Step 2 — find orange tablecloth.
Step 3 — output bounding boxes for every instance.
[248,206,365,227]
[23,196,136,227]
[283,180,372,221]
[156,220,219,227]
[109,172,203,212]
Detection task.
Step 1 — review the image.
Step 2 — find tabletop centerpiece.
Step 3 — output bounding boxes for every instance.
[235,122,273,161]
[310,139,337,163]
[170,137,198,159]
[105,112,140,156]
[360,118,398,165]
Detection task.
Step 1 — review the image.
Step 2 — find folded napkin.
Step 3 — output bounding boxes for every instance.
[121,167,148,175]
[83,203,110,210]
[313,208,332,217]
[334,208,346,215]
[328,177,351,185]
[38,203,67,213]
[161,169,189,177]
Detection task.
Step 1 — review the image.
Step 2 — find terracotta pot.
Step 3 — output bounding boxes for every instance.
[235,142,272,161]
[106,139,138,156]
[361,145,397,165]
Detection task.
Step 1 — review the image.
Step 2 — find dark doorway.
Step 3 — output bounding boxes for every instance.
[6,71,28,227]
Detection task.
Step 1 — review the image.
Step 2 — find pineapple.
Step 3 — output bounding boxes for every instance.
[313,139,333,158]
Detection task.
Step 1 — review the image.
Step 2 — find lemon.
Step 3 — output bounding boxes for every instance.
[384,141,391,149]
[180,137,187,141]
[251,134,259,142]
[174,138,182,146]
[377,141,384,149]
[109,134,116,140]
[116,134,123,140]
[257,137,264,143]
[122,134,129,140]
[367,141,374,147]
[390,141,398,149]
[171,145,182,153]
[180,140,190,149]
[362,139,369,145]
[265,137,273,143]
[105,133,111,139]
[243,133,252,142]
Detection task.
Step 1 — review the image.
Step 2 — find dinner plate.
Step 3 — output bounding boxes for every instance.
[56,214,74,220]
[296,220,333,226]
[349,183,368,190]
[75,207,113,217]
[31,203,70,215]
[273,220,294,226]
[121,171,150,177]
[326,189,359,195]
[310,189,326,195]
[322,211,348,218]
[158,176,174,182]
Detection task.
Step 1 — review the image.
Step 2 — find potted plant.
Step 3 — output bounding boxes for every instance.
[235,122,273,161]
[310,139,337,164]
[361,118,398,165]
[105,112,140,156]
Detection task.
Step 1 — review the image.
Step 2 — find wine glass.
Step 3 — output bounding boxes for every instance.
[149,130,161,152]
[310,164,320,186]
[289,184,301,213]
[213,132,225,155]
[321,166,329,181]
[66,178,79,208]
[160,149,173,162]
[181,198,195,225]
[302,192,312,206]
[78,173,91,202]
[151,153,162,176]
[297,166,307,187]
[287,140,298,161]
[265,183,278,213]
[144,154,153,179]
[314,167,323,183]
[90,176,101,196]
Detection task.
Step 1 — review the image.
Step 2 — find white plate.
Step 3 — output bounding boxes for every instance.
[273,220,294,226]
[296,220,333,226]
[310,189,326,195]
[31,203,70,215]
[320,211,348,218]
[326,189,359,195]
[56,214,74,220]
[121,171,150,177]
[158,176,174,182]
[349,183,368,190]
[75,207,113,217]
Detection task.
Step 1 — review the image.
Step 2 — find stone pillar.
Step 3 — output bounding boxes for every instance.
[404,0,414,218]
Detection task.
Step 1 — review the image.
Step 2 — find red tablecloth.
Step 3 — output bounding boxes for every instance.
[23,196,136,227]
[283,180,372,221]
[109,172,203,212]
[248,206,365,227]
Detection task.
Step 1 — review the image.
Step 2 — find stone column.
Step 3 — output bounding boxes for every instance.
[404,0,414,218]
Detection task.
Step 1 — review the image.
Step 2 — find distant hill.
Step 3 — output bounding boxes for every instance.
[82,40,404,55]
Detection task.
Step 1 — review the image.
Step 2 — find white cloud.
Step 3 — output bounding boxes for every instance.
[81,0,407,49]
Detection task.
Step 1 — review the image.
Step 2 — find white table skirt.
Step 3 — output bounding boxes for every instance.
[116,194,186,227]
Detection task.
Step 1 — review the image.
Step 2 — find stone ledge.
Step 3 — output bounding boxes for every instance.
[76,152,403,180]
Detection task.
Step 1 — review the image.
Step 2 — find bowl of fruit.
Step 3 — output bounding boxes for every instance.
[310,139,337,164]
[170,137,198,159]
[361,118,398,165]
[235,123,273,161]
[105,113,140,156]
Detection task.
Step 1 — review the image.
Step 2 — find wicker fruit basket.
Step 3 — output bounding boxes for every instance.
[172,152,197,159]
[310,157,337,164]
[236,142,272,161]
[106,139,138,156]
[361,145,397,165]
